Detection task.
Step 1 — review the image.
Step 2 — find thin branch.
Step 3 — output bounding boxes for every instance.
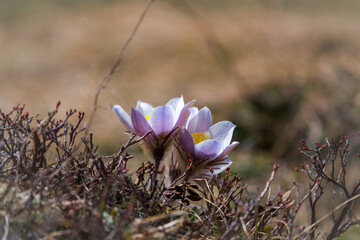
[295,193,360,239]
[84,0,155,137]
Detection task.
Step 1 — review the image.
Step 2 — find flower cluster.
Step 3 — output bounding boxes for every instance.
[114,96,238,184]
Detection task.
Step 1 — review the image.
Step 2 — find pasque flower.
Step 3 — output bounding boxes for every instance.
[113,96,195,163]
[177,107,239,181]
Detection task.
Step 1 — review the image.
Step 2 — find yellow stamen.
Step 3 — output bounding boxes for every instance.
[145,115,150,121]
[192,132,210,145]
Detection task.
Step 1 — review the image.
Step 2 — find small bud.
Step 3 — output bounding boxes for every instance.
[56,101,61,109]
[209,168,214,173]
[273,163,279,170]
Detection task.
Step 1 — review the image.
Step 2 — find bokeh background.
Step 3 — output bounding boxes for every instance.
[1,0,360,235]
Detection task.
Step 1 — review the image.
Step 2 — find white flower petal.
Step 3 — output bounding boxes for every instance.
[185,107,198,129]
[113,105,133,130]
[166,96,184,115]
[215,141,239,159]
[209,121,236,146]
[136,101,153,116]
[174,100,195,128]
[148,106,176,136]
[195,107,212,133]
[195,139,223,159]
[187,107,212,133]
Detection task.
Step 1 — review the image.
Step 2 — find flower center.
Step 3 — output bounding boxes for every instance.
[192,132,210,145]
[145,115,150,121]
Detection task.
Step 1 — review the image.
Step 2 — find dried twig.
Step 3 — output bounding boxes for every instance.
[84,0,155,137]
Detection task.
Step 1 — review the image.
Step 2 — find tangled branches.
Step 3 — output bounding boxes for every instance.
[0,105,359,239]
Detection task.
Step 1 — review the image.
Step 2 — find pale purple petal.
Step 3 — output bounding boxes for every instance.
[209,121,236,146]
[179,128,195,156]
[147,106,175,136]
[196,107,212,132]
[195,139,223,159]
[131,108,153,136]
[166,96,184,114]
[113,105,134,130]
[173,100,195,129]
[215,141,239,159]
[187,107,212,133]
[185,107,198,128]
[136,101,153,116]
[188,107,199,118]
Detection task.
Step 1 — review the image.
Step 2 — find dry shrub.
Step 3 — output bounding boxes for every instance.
[0,104,359,239]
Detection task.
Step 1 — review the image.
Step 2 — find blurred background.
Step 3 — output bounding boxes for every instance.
[1,0,360,186]
[1,0,360,236]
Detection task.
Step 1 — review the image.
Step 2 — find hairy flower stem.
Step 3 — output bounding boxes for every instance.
[151,150,164,193]
[151,159,160,192]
